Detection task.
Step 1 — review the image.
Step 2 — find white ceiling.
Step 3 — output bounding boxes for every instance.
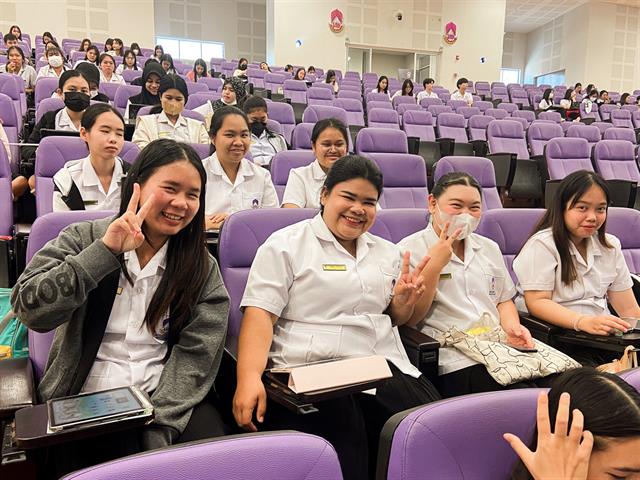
[505,0,640,34]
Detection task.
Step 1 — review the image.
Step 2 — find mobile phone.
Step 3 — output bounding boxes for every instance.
[512,346,538,353]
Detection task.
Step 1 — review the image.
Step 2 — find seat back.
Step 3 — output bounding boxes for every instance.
[368,154,428,209]
[283,79,308,104]
[199,77,223,92]
[427,105,453,118]
[185,92,221,110]
[264,72,287,93]
[306,86,334,106]
[337,89,361,100]
[599,104,618,122]
[611,109,634,129]
[474,100,492,112]
[113,84,142,112]
[509,89,530,107]
[34,97,64,124]
[418,97,442,109]
[302,105,349,126]
[447,99,467,112]
[62,432,343,480]
[402,110,435,142]
[434,156,502,209]
[34,77,59,105]
[593,140,640,181]
[511,109,535,128]
[485,108,509,120]
[607,207,640,274]
[468,115,493,141]
[487,119,529,159]
[121,69,142,84]
[266,101,295,144]
[27,211,115,380]
[368,209,429,244]
[368,108,399,129]
[367,100,394,112]
[497,102,518,114]
[579,100,598,119]
[537,111,562,123]
[545,137,593,180]
[366,92,391,104]
[356,128,408,154]
[392,95,417,109]
[99,83,121,102]
[269,150,316,200]
[290,122,315,150]
[34,137,140,215]
[186,82,209,95]
[333,98,365,127]
[0,93,19,164]
[632,110,640,129]
[526,122,563,157]
[379,389,540,480]
[0,145,12,235]
[436,112,468,143]
[603,127,637,144]
[565,124,601,151]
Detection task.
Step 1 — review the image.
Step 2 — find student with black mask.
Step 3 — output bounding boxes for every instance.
[242,96,287,166]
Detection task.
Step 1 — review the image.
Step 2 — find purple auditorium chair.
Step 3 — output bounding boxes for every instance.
[366,92,391,104]
[339,83,361,92]
[427,105,453,119]
[436,91,451,102]
[607,207,640,274]
[34,77,59,105]
[334,98,365,127]
[266,119,283,135]
[468,115,493,142]
[599,104,618,122]
[291,123,315,150]
[356,128,408,155]
[367,100,394,112]
[446,100,467,112]
[35,97,64,123]
[403,110,436,141]
[368,108,399,129]
[565,124,601,152]
[264,73,287,96]
[362,72,378,83]
[474,100,492,113]
[114,84,142,114]
[622,104,639,113]
[302,104,349,126]
[371,154,428,208]
[434,156,502,209]
[34,137,140,215]
[343,71,360,81]
[220,61,236,78]
[378,390,540,480]
[189,143,212,160]
[544,137,593,181]
[312,82,334,93]
[457,106,481,127]
[603,127,637,144]
[509,89,530,108]
[474,81,491,99]
[199,77,223,92]
[62,432,343,480]
[485,108,509,120]
[419,97,443,109]
[537,111,562,123]
[611,109,634,129]
[210,57,224,72]
[121,69,142,84]
[593,140,640,208]
[185,91,221,110]
[269,150,316,201]
[476,208,545,281]
[368,208,429,243]
[98,82,120,102]
[436,112,473,155]
[609,91,621,104]
[396,104,422,122]
[266,101,295,145]
[487,119,541,199]
[392,95,417,109]
[186,82,209,95]
[283,79,308,104]
[491,85,510,103]
[632,110,640,129]
[592,121,613,136]
[497,102,518,115]
[527,121,563,157]
[511,110,535,129]
[491,82,505,89]
[579,101,599,121]
[246,68,266,89]
[306,86,334,106]
[337,89,361,100]
[0,93,19,164]
[0,145,12,235]
[0,75,23,126]
[510,116,529,133]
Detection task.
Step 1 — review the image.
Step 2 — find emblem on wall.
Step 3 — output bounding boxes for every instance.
[329,9,344,33]
[444,21,457,45]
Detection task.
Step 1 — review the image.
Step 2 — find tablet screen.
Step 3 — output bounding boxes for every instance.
[50,387,143,428]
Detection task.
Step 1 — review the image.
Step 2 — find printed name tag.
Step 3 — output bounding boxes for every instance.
[83,199,98,205]
[116,287,123,295]
[323,264,347,271]
[439,273,452,280]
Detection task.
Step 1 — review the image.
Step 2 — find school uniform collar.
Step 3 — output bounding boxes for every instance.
[123,241,169,281]
[568,234,602,268]
[310,213,375,261]
[311,160,327,180]
[56,108,79,131]
[80,155,124,193]
[158,110,188,128]
[424,223,481,266]
[209,152,254,186]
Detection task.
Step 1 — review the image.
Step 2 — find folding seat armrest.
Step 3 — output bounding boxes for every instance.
[486,152,516,188]
[247,82,254,95]
[518,311,562,345]
[604,180,636,208]
[266,89,272,99]
[407,136,420,155]
[436,137,454,157]
[398,325,439,380]
[544,180,561,207]
[470,139,488,157]
[0,357,35,418]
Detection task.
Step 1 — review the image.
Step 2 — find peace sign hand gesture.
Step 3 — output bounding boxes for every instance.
[428,221,462,270]
[392,252,429,308]
[102,183,155,255]
[504,392,593,480]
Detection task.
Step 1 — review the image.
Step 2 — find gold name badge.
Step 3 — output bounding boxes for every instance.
[439,273,452,280]
[116,287,124,295]
[322,264,347,271]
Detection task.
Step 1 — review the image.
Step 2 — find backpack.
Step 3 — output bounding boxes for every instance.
[0,288,28,359]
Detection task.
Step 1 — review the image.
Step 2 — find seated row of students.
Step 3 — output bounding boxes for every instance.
[12,142,640,478]
[0,45,36,91]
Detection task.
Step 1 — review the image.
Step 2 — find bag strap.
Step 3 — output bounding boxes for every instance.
[54,180,86,211]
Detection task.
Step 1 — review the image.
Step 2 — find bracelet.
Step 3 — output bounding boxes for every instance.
[573,315,584,332]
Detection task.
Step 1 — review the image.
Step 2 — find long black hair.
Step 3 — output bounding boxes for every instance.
[376,75,389,94]
[530,170,612,285]
[207,106,249,155]
[431,172,482,199]
[511,368,640,479]
[118,139,209,336]
[320,155,383,213]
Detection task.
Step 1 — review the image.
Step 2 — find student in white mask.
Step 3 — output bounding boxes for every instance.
[398,172,558,398]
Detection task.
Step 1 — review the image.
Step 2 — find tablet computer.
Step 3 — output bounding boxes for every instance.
[46,386,153,433]
[128,103,147,120]
[40,129,80,138]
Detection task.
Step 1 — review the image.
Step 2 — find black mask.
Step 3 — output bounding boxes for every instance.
[239,64,247,71]
[250,121,266,137]
[64,91,90,112]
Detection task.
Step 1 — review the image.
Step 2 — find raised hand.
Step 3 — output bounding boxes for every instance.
[428,221,462,269]
[102,183,155,255]
[504,392,593,480]
[392,252,429,307]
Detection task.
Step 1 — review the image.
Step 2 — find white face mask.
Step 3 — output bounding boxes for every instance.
[435,204,480,240]
[48,55,63,68]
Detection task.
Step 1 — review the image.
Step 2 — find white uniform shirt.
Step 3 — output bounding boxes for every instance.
[100,71,125,84]
[450,90,473,104]
[203,152,279,215]
[52,155,124,212]
[81,242,169,393]
[416,90,439,103]
[281,159,325,208]
[36,65,67,81]
[193,99,236,118]
[513,228,633,316]
[132,111,209,149]
[391,91,414,101]
[55,108,80,131]
[398,225,516,375]
[249,130,286,166]
[0,64,37,88]
[371,88,391,98]
[241,214,422,377]
[116,64,137,75]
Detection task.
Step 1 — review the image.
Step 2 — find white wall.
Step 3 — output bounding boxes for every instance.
[370,52,413,79]
[0,0,156,48]
[502,32,527,77]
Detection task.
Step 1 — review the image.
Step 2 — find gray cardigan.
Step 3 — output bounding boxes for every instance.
[11,217,229,448]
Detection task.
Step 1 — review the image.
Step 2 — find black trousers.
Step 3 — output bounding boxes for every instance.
[435,364,558,399]
[262,362,441,480]
[43,395,230,479]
